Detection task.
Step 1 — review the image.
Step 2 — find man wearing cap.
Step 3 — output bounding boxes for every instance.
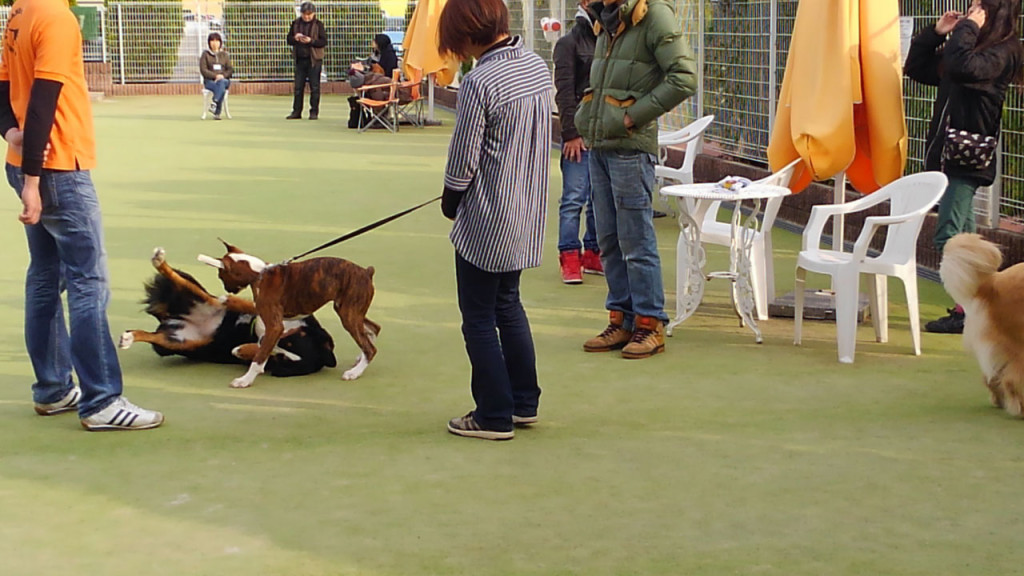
[286,2,327,120]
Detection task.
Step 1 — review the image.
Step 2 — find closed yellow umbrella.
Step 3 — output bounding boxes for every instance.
[402,0,459,86]
[768,0,907,195]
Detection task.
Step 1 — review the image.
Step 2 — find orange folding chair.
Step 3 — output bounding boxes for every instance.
[396,68,425,128]
[356,69,400,133]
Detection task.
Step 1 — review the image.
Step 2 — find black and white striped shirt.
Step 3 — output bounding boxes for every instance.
[444,37,551,273]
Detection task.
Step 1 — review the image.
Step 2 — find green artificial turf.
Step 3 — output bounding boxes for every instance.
[0,94,1021,576]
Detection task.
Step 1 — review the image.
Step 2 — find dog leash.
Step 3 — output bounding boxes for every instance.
[286,195,442,262]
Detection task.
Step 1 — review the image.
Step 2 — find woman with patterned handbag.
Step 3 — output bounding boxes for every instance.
[905,0,1022,334]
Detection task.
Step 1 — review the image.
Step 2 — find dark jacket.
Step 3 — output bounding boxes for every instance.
[904,20,1021,186]
[372,33,399,78]
[287,18,327,61]
[553,10,596,143]
[575,0,698,154]
[199,48,233,81]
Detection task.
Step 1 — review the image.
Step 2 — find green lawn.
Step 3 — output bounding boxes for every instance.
[0,94,1019,576]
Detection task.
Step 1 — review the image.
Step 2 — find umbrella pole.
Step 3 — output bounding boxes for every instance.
[833,170,847,253]
[428,73,435,122]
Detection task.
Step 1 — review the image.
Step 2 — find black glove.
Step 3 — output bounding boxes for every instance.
[441,187,464,219]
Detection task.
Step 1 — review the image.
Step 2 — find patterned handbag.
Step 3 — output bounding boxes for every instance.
[942,127,999,170]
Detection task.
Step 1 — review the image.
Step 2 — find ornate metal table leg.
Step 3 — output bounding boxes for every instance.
[667,198,706,336]
[730,198,764,343]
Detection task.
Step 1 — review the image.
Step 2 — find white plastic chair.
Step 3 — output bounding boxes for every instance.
[655,116,714,216]
[201,83,231,120]
[793,171,948,363]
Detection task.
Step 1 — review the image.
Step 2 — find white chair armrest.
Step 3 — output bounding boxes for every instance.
[802,205,834,253]
[655,164,692,185]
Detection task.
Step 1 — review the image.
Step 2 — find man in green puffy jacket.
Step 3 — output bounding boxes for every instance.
[576,0,696,359]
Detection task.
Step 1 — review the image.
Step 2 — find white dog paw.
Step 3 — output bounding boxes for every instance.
[230,376,253,388]
[342,355,368,381]
[119,331,134,349]
[151,247,166,267]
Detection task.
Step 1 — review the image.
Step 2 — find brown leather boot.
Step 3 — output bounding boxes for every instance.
[583,311,632,352]
[621,316,665,359]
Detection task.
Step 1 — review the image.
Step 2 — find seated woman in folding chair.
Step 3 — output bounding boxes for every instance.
[199,32,233,120]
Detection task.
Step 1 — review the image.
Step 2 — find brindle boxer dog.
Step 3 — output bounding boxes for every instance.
[198,240,380,388]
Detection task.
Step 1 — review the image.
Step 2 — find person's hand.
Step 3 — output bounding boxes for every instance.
[934,11,963,35]
[300,35,312,44]
[294,33,306,42]
[18,175,41,225]
[215,74,224,81]
[966,4,986,28]
[5,127,23,156]
[623,113,635,129]
[562,137,587,163]
[5,128,51,162]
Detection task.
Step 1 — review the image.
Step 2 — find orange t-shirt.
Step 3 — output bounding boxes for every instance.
[0,0,96,171]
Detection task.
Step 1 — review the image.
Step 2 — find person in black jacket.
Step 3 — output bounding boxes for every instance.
[371,33,399,79]
[905,0,1022,334]
[553,1,602,284]
[286,2,328,120]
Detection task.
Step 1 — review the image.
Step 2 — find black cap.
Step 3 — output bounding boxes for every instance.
[300,2,315,13]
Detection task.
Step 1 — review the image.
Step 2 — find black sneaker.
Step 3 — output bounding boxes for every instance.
[653,210,668,218]
[285,113,302,120]
[447,412,513,440]
[309,112,318,120]
[925,308,964,334]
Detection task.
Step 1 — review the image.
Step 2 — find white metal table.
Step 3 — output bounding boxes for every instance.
[659,183,791,343]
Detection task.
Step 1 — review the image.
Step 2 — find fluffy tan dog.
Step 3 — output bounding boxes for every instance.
[940,233,1024,416]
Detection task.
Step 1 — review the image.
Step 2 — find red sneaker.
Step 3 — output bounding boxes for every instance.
[582,249,604,275]
[559,250,583,284]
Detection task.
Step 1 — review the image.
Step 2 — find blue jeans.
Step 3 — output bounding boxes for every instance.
[589,149,667,325]
[204,78,230,113]
[558,150,598,253]
[6,164,123,418]
[933,175,978,252]
[455,252,540,430]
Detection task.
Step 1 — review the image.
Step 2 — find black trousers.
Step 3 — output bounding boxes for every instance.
[292,57,322,115]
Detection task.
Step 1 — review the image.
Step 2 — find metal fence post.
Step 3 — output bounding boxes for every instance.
[696,0,704,119]
[767,0,777,137]
[117,3,126,85]
[100,6,108,64]
[524,0,534,52]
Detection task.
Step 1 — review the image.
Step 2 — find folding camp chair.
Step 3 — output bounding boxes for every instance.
[396,68,425,128]
[356,69,400,133]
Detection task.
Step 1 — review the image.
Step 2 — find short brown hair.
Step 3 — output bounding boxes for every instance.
[437,0,509,60]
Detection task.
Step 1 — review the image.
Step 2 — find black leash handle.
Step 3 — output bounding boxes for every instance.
[287,195,442,262]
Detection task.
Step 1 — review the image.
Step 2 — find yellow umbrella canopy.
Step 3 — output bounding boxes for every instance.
[402,0,459,86]
[768,0,907,194]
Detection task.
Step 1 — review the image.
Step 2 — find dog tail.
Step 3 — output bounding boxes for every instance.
[939,233,1002,305]
[143,269,209,318]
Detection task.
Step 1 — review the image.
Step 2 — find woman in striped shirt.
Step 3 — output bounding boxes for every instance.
[438,0,551,441]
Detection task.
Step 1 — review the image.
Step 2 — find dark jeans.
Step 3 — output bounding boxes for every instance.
[455,252,541,430]
[292,57,321,115]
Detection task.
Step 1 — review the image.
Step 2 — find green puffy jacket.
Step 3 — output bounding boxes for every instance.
[575,0,697,155]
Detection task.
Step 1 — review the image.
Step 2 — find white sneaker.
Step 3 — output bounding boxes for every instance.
[80,396,164,431]
[34,387,81,415]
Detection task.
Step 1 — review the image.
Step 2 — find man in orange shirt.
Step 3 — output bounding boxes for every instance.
[0,0,163,430]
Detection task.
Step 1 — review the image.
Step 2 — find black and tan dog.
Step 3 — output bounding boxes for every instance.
[198,240,380,388]
[120,248,337,377]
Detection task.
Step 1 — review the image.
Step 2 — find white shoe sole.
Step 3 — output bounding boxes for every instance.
[512,414,538,425]
[81,418,164,431]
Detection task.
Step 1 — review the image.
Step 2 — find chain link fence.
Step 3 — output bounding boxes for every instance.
[10,0,1024,227]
